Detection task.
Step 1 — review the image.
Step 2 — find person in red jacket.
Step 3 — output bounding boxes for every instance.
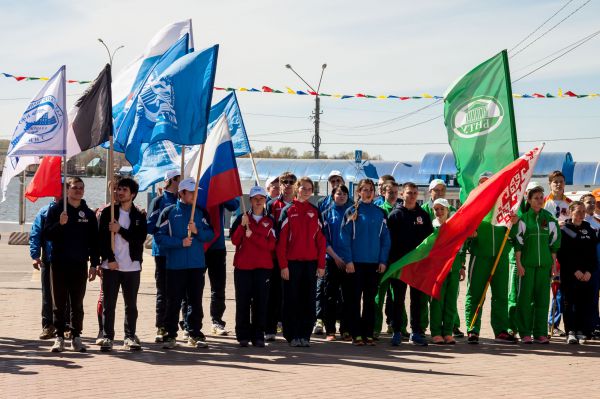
[230,186,277,347]
[277,177,326,347]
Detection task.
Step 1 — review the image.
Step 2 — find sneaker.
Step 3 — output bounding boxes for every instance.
[552,327,566,337]
[277,322,283,333]
[467,332,479,344]
[155,327,167,343]
[183,330,190,339]
[95,331,104,346]
[410,333,428,346]
[534,336,549,344]
[265,333,276,342]
[189,336,209,348]
[100,338,113,352]
[64,329,72,340]
[342,332,352,342]
[567,332,578,344]
[591,329,600,340]
[365,337,376,346]
[212,322,228,336]
[431,335,445,345]
[373,332,380,340]
[385,325,394,334]
[444,335,456,345]
[521,336,533,344]
[401,330,410,339]
[495,331,516,344]
[576,331,587,344]
[352,336,364,346]
[391,332,402,346]
[50,337,64,353]
[163,337,177,349]
[39,326,57,340]
[312,319,324,335]
[124,336,141,351]
[326,334,336,342]
[239,340,249,347]
[452,327,465,338]
[71,336,87,352]
[253,340,266,348]
[289,338,301,347]
[300,338,311,347]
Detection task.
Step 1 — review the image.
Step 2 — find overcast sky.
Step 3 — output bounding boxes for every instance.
[1,0,599,162]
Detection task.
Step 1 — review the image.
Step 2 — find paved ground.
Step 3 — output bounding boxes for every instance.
[1,237,599,398]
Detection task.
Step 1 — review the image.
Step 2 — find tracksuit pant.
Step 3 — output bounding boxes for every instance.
[515,264,551,338]
[315,275,325,320]
[154,255,167,328]
[206,248,227,326]
[165,268,206,339]
[430,268,460,337]
[465,254,510,335]
[282,260,317,342]
[345,263,379,339]
[101,269,141,340]
[323,258,347,335]
[562,278,594,336]
[234,268,270,343]
[265,261,282,335]
[390,279,423,334]
[375,282,406,334]
[50,262,88,338]
[41,261,72,329]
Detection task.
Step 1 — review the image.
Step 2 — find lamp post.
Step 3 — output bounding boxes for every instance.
[285,63,327,160]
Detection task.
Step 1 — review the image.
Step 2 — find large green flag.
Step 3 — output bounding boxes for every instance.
[444,50,519,203]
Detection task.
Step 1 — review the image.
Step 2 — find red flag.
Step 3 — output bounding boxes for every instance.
[25,156,62,202]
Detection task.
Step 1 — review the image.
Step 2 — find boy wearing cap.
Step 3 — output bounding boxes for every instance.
[317,170,345,214]
[230,186,277,347]
[147,169,180,343]
[156,177,215,349]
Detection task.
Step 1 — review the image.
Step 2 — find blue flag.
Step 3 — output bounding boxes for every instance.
[208,92,250,157]
[113,34,190,153]
[124,44,219,167]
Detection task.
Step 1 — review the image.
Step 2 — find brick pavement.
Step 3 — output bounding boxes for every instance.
[1,239,599,398]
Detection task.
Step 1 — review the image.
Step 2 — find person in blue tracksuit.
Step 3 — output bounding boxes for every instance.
[339,179,391,346]
[147,169,180,343]
[155,177,214,349]
[320,184,351,340]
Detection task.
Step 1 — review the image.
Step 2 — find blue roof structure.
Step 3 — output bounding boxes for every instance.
[572,162,600,185]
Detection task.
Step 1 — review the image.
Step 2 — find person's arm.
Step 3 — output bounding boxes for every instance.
[29,210,43,261]
[276,214,290,271]
[193,208,215,243]
[316,224,327,271]
[155,207,186,248]
[378,219,391,266]
[230,215,245,247]
[146,196,162,235]
[98,207,115,263]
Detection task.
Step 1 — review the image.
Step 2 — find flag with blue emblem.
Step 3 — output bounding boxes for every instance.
[7,66,67,157]
[124,44,219,167]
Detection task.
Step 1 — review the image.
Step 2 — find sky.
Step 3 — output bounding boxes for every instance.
[1,0,599,162]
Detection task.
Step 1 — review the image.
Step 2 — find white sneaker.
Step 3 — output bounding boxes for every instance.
[95,331,104,345]
[188,336,209,348]
[124,336,141,351]
[212,323,228,336]
[71,336,87,352]
[100,338,113,352]
[567,332,578,344]
[312,319,324,335]
[576,331,587,344]
[155,327,166,343]
[50,337,65,353]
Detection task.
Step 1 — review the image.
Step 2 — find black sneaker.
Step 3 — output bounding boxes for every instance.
[453,327,465,338]
[467,332,479,344]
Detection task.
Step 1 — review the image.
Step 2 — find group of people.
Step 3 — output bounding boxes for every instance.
[29,167,600,353]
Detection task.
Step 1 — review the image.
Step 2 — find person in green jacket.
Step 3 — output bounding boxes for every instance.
[429,199,466,345]
[514,186,561,344]
[464,172,515,344]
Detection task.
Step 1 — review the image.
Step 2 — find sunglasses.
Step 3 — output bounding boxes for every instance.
[69,186,84,191]
[281,180,296,185]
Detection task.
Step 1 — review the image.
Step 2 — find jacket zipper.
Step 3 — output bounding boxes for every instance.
[536,213,541,266]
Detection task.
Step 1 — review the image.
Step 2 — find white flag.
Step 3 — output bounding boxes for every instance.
[1,156,39,202]
[7,66,67,157]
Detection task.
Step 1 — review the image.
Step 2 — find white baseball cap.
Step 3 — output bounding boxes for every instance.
[526,181,542,192]
[265,176,279,188]
[433,198,450,208]
[428,179,446,191]
[249,186,268,198]
[164,169,180,181]
[328,170,344,180]
[178,177,196,192]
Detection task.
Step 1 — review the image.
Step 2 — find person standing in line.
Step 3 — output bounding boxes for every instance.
[514,186,561,344]
[339,179,390,346]
[98,178,147,352]
[147,170,180,343]
[580,193,600,337]
[44,177,99,353]
[156,177,214,349]
[373,175,395,207]
[558,201,598,344]
[277,177,326,347]
[230,186,277,347]
[265,176,280,202]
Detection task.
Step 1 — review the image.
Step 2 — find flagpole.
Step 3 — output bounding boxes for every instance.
[62,65,67,214]
[188,144,205,238]
[62,156,67,213]
[180,146,186,177]
[248,151,260,186]
[109,134,115,252]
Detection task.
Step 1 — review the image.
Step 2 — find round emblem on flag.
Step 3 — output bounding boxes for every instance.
[79,211,86,218]
[450,96,504,139]
[17,95,64,145]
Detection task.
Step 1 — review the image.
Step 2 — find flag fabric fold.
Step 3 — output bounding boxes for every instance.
[1,156,39,202]
[24,156,62,202]
[381,147,543,299]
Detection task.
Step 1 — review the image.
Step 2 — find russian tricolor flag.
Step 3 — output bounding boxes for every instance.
[185,114,243,247]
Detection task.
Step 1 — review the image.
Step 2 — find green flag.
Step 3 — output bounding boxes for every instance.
[444,50,519,203]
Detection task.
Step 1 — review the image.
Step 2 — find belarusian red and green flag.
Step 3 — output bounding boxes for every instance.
[444,50,519,202]
[381,147,542,299]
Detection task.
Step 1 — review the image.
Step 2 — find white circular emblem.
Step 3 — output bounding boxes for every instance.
[451,96,504,139]
[79,211,86,218]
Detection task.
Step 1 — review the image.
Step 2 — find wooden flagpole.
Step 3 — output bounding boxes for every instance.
[180,146,186,178]
[188,144,205,238]
[109,134,115,252]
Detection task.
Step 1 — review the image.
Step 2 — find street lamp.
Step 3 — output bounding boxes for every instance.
[97,38,124,66]
[285,63,327,160]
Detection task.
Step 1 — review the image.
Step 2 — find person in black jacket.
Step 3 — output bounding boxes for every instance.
[558,201,599,344]
[97,177,147,352]
[43,177,99,353]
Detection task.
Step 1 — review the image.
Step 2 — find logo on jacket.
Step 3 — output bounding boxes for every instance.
[78,211,86,218]
[307,212,315,218]
[416,216,423,225]
[262,222,269,228]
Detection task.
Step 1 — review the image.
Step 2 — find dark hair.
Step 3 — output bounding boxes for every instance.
[380,174,395,182]
[548,170,565,183]
[117,177,139,199]
[580,193,595,202]
[351,179,375,220]
[569,200,585,212]
[402,181,418,191]
[527,186,544,200]
[332,184,349,197]
[66,176,84,188]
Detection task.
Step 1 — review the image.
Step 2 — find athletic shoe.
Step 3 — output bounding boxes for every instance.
[277,322,283,333]
[71,337,87,352]
[253,340,266,348]
[467,332,479,344]
[64,329,72,340]
[163,337,177,349]
[189,336,208,348]
[265,333,276,342]
[444,335,456,345]
[576,331,587,344]
[521,336,533,344]
[567,331,578,344]
[124,336,141,351]
[326,334,336,342]
[99,338,113,352]
[385,325,394,334]
[495,331,516,344]
[95,331,104,346]
[312,319,324,335]
[534,336,549,344]
[452,327,465,338]
[342,332,352,342]
[552,327,566,337]
[50,337,64,353]
[391,332,402,346]
[155,327,166,343]
[352,337,364,346]
[365,337,376,346]
[212,323,228,336]
[373,332,380,340]
[591,329,600,340]
[410,333,428,346]
[431,335,445,345]
[401,330,410,339]
[300,338,311,347]
[40,326,57,340]
[182,330,190,339]
[239,340,249,347]
[289,338,301,347]
[198,331,206,341]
